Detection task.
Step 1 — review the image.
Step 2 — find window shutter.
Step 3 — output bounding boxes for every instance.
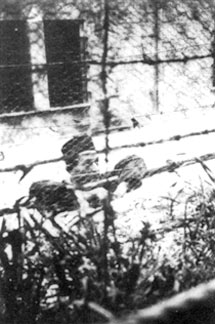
[44,20,87,107]
[0,20,33,113]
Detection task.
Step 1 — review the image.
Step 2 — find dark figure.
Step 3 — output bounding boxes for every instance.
[131,117,140,128]
[61,135,99,187]
[113,155,147,196]
[29,180,79,216]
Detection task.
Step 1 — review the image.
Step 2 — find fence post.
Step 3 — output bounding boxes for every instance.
[154,0,160,113]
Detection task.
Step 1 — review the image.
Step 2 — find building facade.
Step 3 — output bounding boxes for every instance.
[0,3,90,207]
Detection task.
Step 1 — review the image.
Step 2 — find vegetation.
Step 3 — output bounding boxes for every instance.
[1,166,215,323]
[1,0,215,323]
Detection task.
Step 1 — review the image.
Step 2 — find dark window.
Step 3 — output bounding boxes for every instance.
[44,20,87,107]
[0,20,33,113]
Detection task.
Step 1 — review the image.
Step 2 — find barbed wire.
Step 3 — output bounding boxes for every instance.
[1,124,215,168]
[1,3,215,323]
[0,148,214,187]
[83,153,215,190]
[97,127,215,154]
[2,41,212,57]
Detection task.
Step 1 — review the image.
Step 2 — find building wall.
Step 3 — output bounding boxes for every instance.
[1,1,215,210]
[0,3,91,208]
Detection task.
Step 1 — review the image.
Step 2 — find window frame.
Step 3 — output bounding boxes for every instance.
[0,18,88,115]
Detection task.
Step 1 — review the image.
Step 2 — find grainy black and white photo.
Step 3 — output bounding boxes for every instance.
[1,1,215,323]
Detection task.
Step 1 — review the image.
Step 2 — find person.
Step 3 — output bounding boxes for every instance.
[61,135,100,188]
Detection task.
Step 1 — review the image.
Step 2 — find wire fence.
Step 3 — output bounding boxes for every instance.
[1,0,215,323]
